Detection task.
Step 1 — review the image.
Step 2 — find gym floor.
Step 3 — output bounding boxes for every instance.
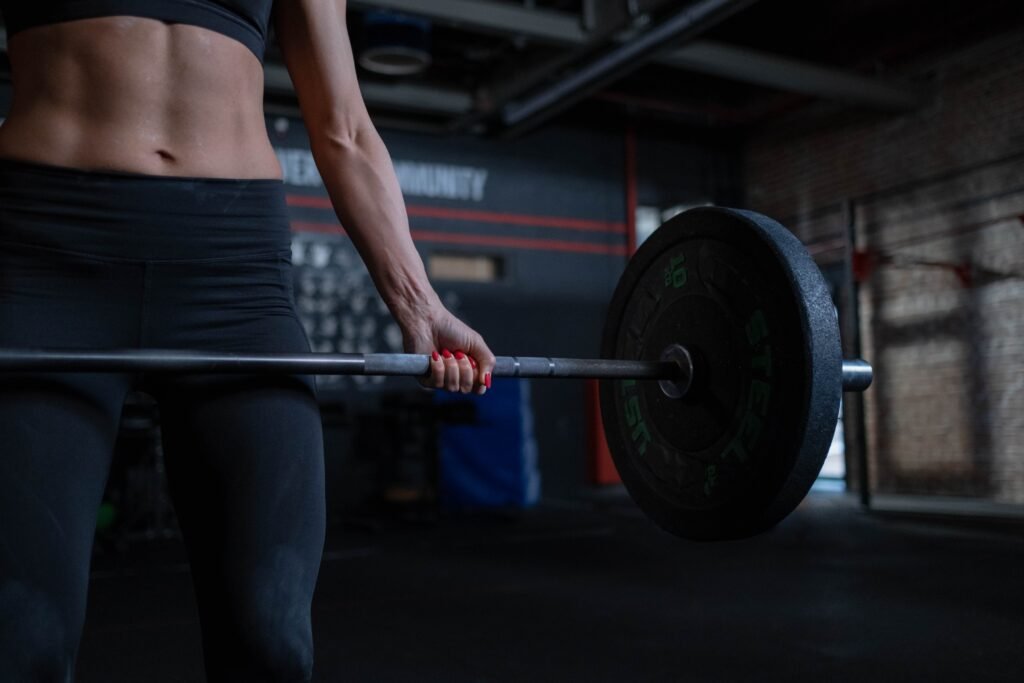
[78,492,1023,682]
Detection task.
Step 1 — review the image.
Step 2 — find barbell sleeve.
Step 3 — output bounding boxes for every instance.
[841,359,873,392]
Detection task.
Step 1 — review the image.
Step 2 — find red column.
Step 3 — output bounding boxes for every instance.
[586,125,637,485]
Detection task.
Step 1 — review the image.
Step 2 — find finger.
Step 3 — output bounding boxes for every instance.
[429,350,445,389]
[454,351,473,394]
[476,368,492,396]
[466,333,495,370]
[466,353,486,395]
[466,333,495,396]
[441,348,459,392]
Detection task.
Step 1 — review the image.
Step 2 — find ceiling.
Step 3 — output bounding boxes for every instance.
[273,0,1022,135]
[2,1,1022,135]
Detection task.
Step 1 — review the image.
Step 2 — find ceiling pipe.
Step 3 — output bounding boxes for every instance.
[500,0,759,133]
[351,0,589,44]
[446,1,642,134]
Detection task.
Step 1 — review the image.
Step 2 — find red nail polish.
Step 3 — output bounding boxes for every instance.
[485,373,492,389]
[469,357,477,369]
[431,351,439,362]
[455,351,466,361]
[442,349,452,359]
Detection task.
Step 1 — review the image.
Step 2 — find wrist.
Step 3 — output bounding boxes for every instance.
[380,265,442,331]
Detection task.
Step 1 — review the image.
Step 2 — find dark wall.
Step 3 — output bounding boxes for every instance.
[636,126,741,209]
[273,118,628,303]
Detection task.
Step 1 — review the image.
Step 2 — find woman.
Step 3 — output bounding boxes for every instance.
[0,1,494,680]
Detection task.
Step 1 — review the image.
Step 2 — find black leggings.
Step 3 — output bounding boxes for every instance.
[0,159,326,682]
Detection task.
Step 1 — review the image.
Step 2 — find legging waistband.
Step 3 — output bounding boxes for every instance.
[0,157,291,261]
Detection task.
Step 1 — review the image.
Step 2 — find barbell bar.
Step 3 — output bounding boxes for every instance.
[0,348,873,393]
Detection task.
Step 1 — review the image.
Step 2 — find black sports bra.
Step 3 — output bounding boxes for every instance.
[1,0,274,61]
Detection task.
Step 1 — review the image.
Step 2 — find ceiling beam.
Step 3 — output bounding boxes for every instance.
[350,0,923,111]
[502,0,759,131]
[350,0,589,44]
[663,41,921,110]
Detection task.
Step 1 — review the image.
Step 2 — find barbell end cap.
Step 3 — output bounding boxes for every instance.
[658,344,694,399]
[841,359,873,392]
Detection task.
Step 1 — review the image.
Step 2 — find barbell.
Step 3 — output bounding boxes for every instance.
[0,207,872,541]
[0,348,872,388]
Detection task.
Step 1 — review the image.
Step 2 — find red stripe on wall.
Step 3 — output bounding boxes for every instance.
[409,230,629,256]
[290,220,347,235]
[286,194,626,234]
[288,220,627,256]
[406,205,626,234]
[585,124,636,489]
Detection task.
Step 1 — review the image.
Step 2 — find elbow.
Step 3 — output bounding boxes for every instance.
[320,128,362,154]
[311,114,374,158]
[303,108,387,181]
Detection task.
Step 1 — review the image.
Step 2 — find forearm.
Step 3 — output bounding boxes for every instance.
[310,125,440,329]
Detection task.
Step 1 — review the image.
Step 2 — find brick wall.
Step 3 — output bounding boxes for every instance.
[744,28,1024,503]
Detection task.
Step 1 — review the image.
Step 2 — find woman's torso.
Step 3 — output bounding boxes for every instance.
[0,16,281,179]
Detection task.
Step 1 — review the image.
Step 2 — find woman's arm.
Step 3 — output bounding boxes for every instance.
[274,0,494,393]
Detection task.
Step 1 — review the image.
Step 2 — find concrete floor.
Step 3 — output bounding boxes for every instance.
[77,492,1024,682]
